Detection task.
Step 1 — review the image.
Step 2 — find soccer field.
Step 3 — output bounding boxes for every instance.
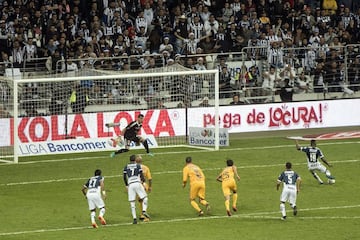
[1,132,360,240]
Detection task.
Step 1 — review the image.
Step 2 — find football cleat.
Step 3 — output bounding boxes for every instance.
[133,219,137,224]
[147,152,154,157]
[199,210,204,216]
[92,222,98,228]
[98,216,106,225]
[293,206,297,216]
[226,210,232,216]
[143,217,150,222]
[281,216,287,221]
[206,203,211,212]
[142,211,151,219]
[232,206,237,212]
[139,214,145,220]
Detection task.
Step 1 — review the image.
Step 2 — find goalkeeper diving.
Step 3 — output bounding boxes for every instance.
[107,114,153,157]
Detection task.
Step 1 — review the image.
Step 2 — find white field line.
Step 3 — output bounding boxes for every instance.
[1,159,359,187]
[0,204,359,236]
[0,141,359,166]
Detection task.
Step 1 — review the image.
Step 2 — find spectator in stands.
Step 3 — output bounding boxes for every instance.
[295,71,312,93]
[229,94,244,105]
[194,57,207,70]
[24,35,38,60]
[262,66,281,102]
[221,2,233,23]
[174,14,189,54]
[159,36,173,55]
[0,104,11,118]
[157,99,166,109]
[244,65,261,98]
[70,83,88,114]
[198,96,212,107]
[312,61,326,93]
[177,98,192,108]
[279,78,294,102]
[219,66,232,98]
[46,49,65,73]
[66,58,79,72]
[268,41,284,68]
[348,55,360,91]
[10,39,25,68]
[324,60,342,92]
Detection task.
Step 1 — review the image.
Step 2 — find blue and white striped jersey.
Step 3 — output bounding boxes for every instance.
[300,146,324,163]
[123,163,143,185]
[278,170,299,186]
[84,175,104,190]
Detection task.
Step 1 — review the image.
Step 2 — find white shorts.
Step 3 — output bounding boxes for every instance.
[86,191,105,210]
[280,185,297,205]
[308,162,326,173]
[128,182,147,202]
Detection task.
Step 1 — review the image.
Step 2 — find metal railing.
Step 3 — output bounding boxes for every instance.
[1,44,360,116]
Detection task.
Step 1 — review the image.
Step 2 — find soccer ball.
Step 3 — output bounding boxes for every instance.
[328,179,336,184]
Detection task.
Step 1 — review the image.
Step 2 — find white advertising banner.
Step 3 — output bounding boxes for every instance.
[18,136,158,156]
[188,127,229,146]
[0,99,359,155]
[188,99,360,132]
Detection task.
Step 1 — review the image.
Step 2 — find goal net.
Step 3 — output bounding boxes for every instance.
[0,64,219,163]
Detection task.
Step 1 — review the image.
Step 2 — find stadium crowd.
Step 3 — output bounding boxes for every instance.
[1,0,360,113]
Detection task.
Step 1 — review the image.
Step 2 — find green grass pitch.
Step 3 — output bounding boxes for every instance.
[1,131,359,240]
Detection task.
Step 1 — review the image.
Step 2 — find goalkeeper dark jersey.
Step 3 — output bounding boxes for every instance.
[124,120,142,142]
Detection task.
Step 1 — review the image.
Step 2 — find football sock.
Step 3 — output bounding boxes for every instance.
[325,170,334,179]
[90,211,96,223]
[233,193,238,206]
[225,199,230,211]
[99,207,105,217]
[311,171,323,183]
[190,200,201,212]
[138,199,143,213]
[280,203,286,217]
[130,201,137,219]
[199,199,208,206]
[143,140,150,153]
[142,197,148,212]
[115,148,129,155]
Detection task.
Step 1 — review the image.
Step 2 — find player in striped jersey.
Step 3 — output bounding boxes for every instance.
[82,169,107,228]
[277,162,301,220]
[124,155,150,224]
[295,140,335,184]
[216,159,241,216]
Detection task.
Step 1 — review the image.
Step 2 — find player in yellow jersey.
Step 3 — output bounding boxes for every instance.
[182,156,210,216]
[216,159,241,216]
[135,154,152,221]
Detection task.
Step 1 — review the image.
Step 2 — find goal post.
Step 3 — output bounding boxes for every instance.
[1,67,220,163]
